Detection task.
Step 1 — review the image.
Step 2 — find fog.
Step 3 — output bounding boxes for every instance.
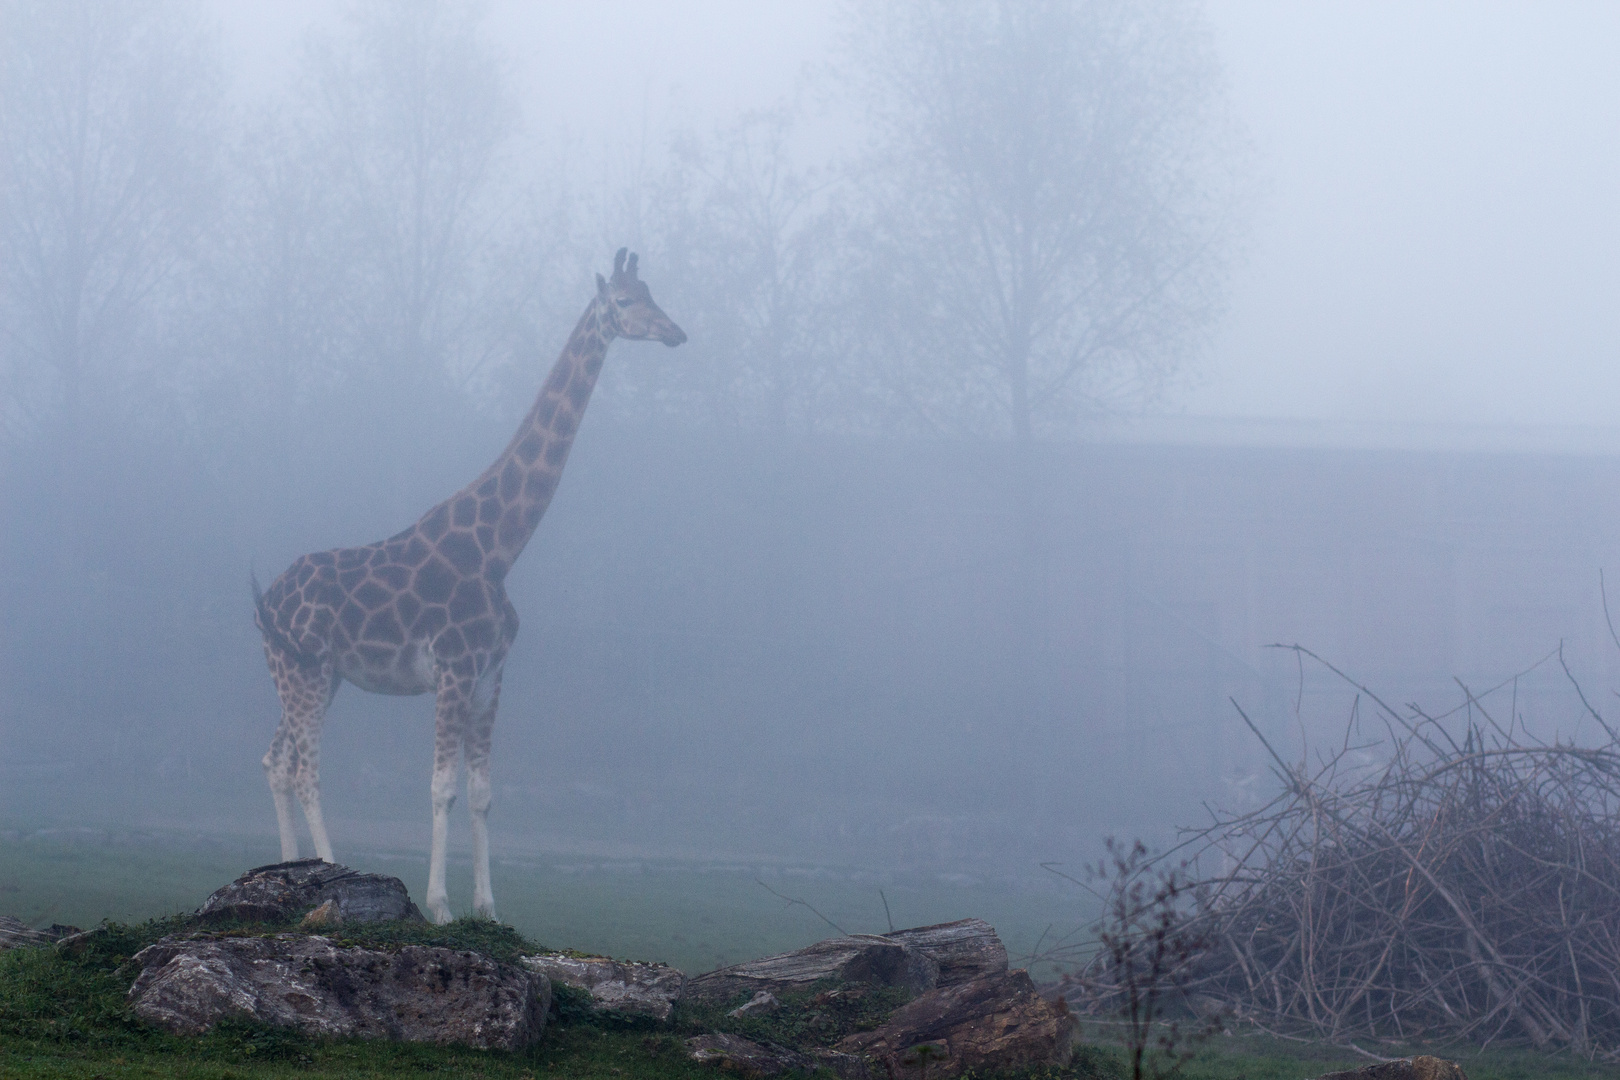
[4,1,1620,885]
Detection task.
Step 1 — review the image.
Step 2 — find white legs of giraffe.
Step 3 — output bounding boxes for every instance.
[264,646,505,925]
[262,660,337,864]
[466,681,501,920]
[424,662,504,925]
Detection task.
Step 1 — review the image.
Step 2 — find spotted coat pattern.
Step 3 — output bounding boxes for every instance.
[254,250,685,924]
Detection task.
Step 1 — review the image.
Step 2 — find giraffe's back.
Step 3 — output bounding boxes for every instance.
[258,521,513,697]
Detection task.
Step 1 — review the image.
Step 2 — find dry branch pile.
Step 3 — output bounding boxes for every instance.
[1179,647,1620,1059]
[1052,646,1620,1061]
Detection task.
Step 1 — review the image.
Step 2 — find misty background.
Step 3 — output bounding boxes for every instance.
[4,0,1620,881]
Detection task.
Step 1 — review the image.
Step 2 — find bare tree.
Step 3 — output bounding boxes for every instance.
[289,0,520,399]
[602,106,854,434]
[0,0,220,443]
[842,0,1245,442]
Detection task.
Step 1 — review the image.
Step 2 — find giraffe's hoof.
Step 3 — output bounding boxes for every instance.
[427,900,453,925]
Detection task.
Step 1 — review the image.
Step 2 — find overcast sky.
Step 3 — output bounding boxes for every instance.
[214,1,1620,430]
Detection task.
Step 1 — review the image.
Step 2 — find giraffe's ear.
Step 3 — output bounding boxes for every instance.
[626,252,639,280]
[595,272,609,296]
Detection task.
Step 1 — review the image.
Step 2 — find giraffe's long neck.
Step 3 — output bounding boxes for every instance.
[433,297,614,580]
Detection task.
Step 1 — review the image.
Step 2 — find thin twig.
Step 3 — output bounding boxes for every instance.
[755,879,846,935]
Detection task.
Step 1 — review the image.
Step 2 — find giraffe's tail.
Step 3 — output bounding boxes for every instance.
[251,570,320,668]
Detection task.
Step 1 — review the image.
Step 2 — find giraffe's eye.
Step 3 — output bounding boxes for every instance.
[615,298,633,308]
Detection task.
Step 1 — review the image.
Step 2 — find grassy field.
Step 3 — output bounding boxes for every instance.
[0,826,1096,976]
[1,829,1616,1079]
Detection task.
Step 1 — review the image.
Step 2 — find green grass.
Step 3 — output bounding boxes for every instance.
[2,831,1617,1079]
[680,979,918,1049]
[3,925,1618,1080]
[0,827,1095,975]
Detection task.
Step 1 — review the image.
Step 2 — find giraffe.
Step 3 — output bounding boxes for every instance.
[252,249,685,924]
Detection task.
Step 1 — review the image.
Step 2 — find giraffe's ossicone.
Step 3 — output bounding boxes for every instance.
[253,249,685,925]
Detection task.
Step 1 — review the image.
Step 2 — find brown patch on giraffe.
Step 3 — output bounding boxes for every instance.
[375,564,410,590]
[567,378,591,411]
[448,581,488,622]
[523,472,555,501]
[452,496,477,528]
[466,619,499,652]
[499,460,521,500]
[356,643,393,667]
[436,627,467,657]
[363,609,405,644]
[515,431,544,464]
[414,558,456,604]
[439,531,482,575]
[419,504,450,542]
[397,592,422,627]
[496,507,525,549]
[534,397,557,426]
[402,534,432,566]
[476,476,498,498]
[352,579,391,610]
[413,605,449,637]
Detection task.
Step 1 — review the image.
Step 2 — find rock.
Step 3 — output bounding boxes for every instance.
[0,916,50,949]
[1317,1057,1468,1080]
[519,953,686,1022]
[687,935,938,1005]
[299,899,342,929]
[686,1032,816,1076]
[128,933,547,1050]
[196,859,424,924]
[882,919,1007,986]
[0,917,81,949]
[809,1047,874,1080]
[685,1034,870,1080]
[728,989,781,1018]
[836,969,1077,1079]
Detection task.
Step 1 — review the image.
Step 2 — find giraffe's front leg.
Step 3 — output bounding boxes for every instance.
[465,663,504,920]
[427,667,473,925]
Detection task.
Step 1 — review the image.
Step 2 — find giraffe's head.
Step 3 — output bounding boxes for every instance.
[596,248,687,347]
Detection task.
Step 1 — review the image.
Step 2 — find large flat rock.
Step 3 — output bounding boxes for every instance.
[129,933,547,1050]
[686,935,938,1005]
[685,1032,870,1079]
[196,859,424,924]
[520,953,685,1021]
[836,969,1077,1078]
[881,919,1007,986]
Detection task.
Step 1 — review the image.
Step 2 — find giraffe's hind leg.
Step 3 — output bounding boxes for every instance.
[263,652,338,863]
[263,724,301,860]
